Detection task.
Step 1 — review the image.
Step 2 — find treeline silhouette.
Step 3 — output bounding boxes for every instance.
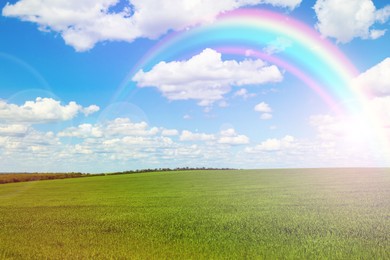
[0,167,235,184]
[0,172,86,184]
[107,167,235,175]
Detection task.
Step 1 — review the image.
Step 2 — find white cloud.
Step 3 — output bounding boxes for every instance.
[105,118,159,136]
[308,113,384,148]
[0,124,30,137]
[309,114,344,140]
[353,58,390,97]
[57,119,180,165]
[2,0,302,51]
[179,130,215,142]
[314,0,390,43]
[0,127,59,154]
[0,97,99,123]
[1,112,389,172]
[234,88,257,99]
[306,113,390,167]
[58,124,103,138]
[56,120,247,170]
[161,128,179,136]
[369,29,386,39]
[254,102,272,113]
[133,49,283,106]
[2,0,136,52]
[351,58,390,129]
[217,128,249,145]
[0,117,183,172]
[260,113,273,120]
[83,105,100,116]
[254,102,273,119]
[366,97,390,126]
[246,135,295,152]
[262,0,301,9]
[59,118,158,138]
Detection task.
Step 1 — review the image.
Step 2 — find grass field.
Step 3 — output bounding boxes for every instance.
[0,168,389,259]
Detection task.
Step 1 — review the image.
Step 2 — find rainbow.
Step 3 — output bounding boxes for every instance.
[112,8,390,159]
[113,8,362,113]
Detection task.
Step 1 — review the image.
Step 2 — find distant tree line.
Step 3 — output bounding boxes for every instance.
[0,167,236,184]
[107,167,236,175]
[0,172,86,184]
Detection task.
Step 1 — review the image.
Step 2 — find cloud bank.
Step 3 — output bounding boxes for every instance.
[353,58,390,97]
[314,0,390,43]
[2,0,302,51]
[0,97,99,123]
[133,48,283,106]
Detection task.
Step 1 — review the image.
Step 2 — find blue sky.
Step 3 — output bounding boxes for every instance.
[0,0,389,173]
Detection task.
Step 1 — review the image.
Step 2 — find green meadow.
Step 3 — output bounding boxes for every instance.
[0,169,389,259]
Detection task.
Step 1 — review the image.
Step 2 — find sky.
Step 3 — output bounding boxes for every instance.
[0,0,389,173]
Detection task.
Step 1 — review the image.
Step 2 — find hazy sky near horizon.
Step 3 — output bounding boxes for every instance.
[0,0,389,172]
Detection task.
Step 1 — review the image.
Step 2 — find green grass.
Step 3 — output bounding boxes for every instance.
[0,168,389,259]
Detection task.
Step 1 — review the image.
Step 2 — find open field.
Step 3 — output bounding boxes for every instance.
[0,168,230,184]
[0,168,389,259]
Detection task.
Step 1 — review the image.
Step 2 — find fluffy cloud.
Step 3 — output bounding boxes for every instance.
[366,97,390,127]
[306,113,390,167]
[260,113,273,120]
[55,121,255,171]
[0,127,59,155]
[254,102,273,120]
[0,124,30,137]
[314,0,390,43]
[178,128,249,144]
[179,130,215,142]
[308,113,384,147]
[161,128,179,136]
[58,119,178,163]
[351,58,390,128]
[246,135,294,152]
[1,112,389,172]
[2,0,135,52]
[234,88,257,99]
[254,102,272,113]
[83,104,100,115]
[353,58,390,97]
[2,0,302,51]
[0,97,99,123]
[309,114,345,140]
[105,118,159,136]
[58,124,103,138]
[256,0,302,9]
[217,128,249,145]
[58,118,158,138]
[258,135,294,151]
[133,49,283,106]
